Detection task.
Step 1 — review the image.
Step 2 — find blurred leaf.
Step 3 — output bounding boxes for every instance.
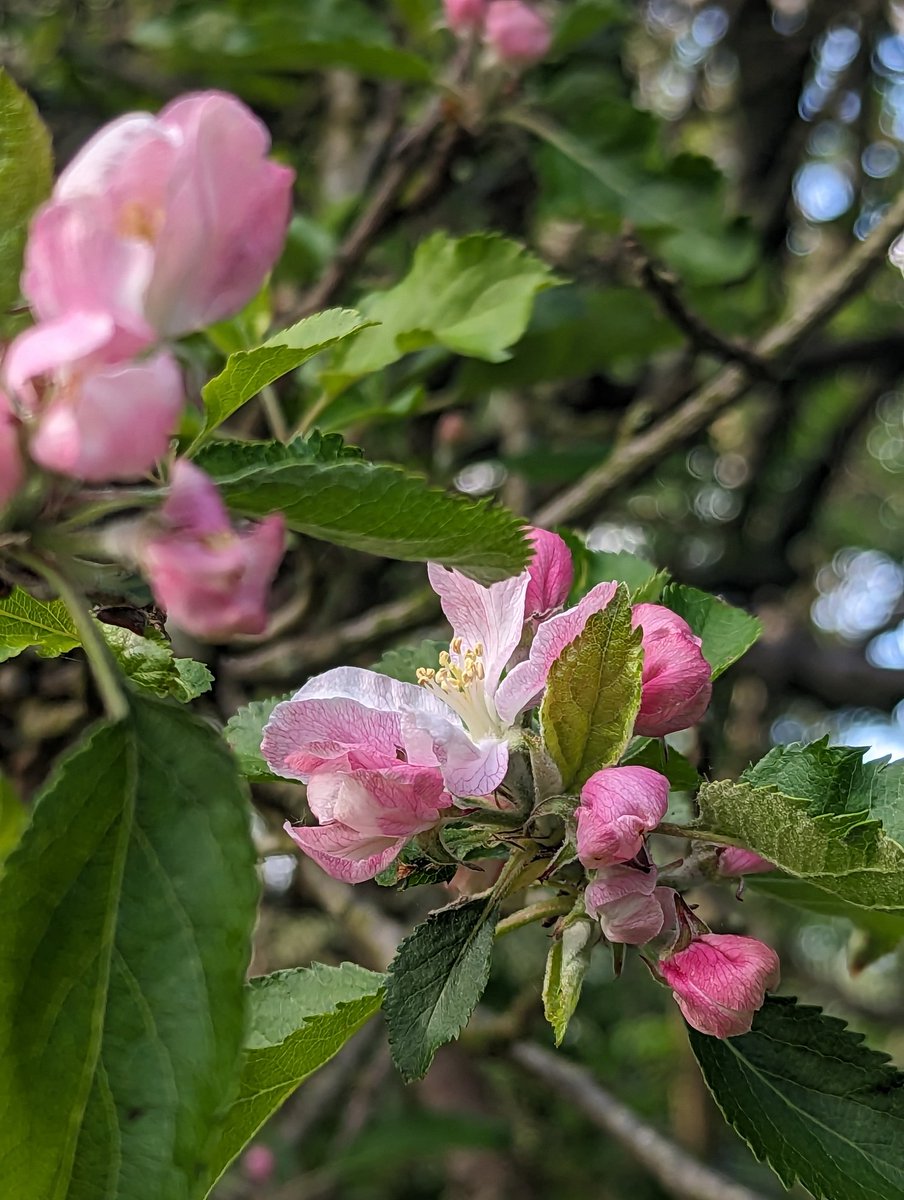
[372,639,448,685]
[690,995,904,1200]
[660,583,762,678]
[622,737,701,790]
[223,694,291,783]
[543,916,595,1046]
[0,586,80,663]
[385,898,498,1082]
[322,233,560,395]
[0,771,25,871]
[101,626,212,701]
[333,1110,509,1180]
[0,70,52,329]
[540,585,643,789]
[204,963,385,1192]
[205,283,272,355]
[197,436,531,583]
[568,543,668,605]
[0,694,258,1197]
[553,0,626,54]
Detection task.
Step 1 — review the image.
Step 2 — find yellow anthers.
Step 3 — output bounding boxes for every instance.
[417,639,487,694]
[450,636,463,654]
[415,666,436,687]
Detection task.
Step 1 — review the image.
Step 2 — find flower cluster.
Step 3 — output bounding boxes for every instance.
[263,529,778,1037]
[1,92,292,638]
[444,0,552,67]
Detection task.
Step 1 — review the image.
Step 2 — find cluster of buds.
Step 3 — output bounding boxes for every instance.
[444,0,552,68]
[1,92,293,638]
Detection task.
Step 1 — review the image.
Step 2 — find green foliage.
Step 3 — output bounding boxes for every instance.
[385,899,498,1082]
[203,963,385,1191]
[542,916,595,1046]
[567,542,668,605]
[223,694,291,782]
[0,586,80,662]
[101,626,213,702]
[660,583,762,677]
[690,996,904,1200]
[0,71,52,330]
[197,435,530,583]
[540,584,643,789]
[200,307,372,434]
[0,771,25,871]
[0,694,258,1198]
[321,233,560,395]
[621,736,701,790]
[372,639,449,685]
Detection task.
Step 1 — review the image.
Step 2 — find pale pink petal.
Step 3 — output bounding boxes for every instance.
[4,311,116,397]
[161,459,230,535]
[576,765,669,868]
[401,709,508,797]
[660,933,780,1038]
[305,761,449,836]
[427,562,529,691]
[717,847,773,876]
[291,664,451,722]
[585,863,663,944]
[263,696,403,781]
[0,392,23,508]
[484,0,552,65]
[495,581,618,726]
[284,819,404,884]
[524,527,574,619]
[55,113,171,202]
[633,604,712,737]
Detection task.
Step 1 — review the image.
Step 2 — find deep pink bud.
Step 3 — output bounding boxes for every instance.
[660,933,780,1037]
[524,527,573,619]
[717,847,773,877]
[0,391,23,508]
[576,765,669,868]
[484,1,552,66]
[444,0,487,32]
[242,1143,276,1185]
[142,461,285,639]
[632,604,712,737]
[585,864,664,944]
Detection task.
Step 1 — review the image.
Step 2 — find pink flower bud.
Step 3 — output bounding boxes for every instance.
[576,765,669,869]
[142,461,285,639]
[242,1143,276,1185]
[632,604,712,737]
[444,0,488,33]
[24,92,294,340]
[585,864,664,944]
[659,933,780,1037]
[484,1,552,66]
[0,391,24,508]
[524,527,573,619]
[717,847,773,877]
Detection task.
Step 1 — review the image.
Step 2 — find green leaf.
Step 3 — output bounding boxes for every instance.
[0,770,25,871]
[372,639,448,685]
[223,694,291,782]
[196,436,531,584]
[694,778,904,914]
[539,584,643,790]
[322,233,560,395]
[200,308,372,434]
[376,848,458,890]
[689,995,904,1200]
[385,899,498,1082]
[660,583,761,678]
[542,917,595,1047]
[203,963,385,1192]
[567,543,668,606]
[622,737,701,790]
[0,71,52,327]
[101,625,213,701]
[0,585,80,662]
[0,692,258,1198]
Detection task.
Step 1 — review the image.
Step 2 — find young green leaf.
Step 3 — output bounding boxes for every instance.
[689,995,904,1200]
[542,916,595,1046]
[203,963,386,1192]
[0,71,52,328]
[660,583,761,677]
[385,899,499,1082]
[0,586,80,662]
[223,694,292,782]
[0,693,258,1199]
[101,625,213,701]
[540,584,644,790]
[567,543,668,606]
[196,437,531,584]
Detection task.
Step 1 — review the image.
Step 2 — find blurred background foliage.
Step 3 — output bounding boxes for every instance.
[3,0,904,1196]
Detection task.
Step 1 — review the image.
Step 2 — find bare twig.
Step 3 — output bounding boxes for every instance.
[537,187,904,526]
[511,1042,767,1200]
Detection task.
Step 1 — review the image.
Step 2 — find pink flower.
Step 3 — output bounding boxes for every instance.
[242,1144,276,1185]
[576,766,669,868]
[631,604,712,736]
[524,527,573,620]
[5,311,183,482]
[142,460,284,639]
[659,933,780,1037]
[444,0,488,32]
[263,558,619,800]
[0,391,23,508]
[484,1,552,66]
[717,847,773,877]
[285,758,451,883]
[585,864,666,944]
[23,92,294,341]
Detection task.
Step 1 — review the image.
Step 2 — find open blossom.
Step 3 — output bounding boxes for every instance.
[632,604,712,736]
[576,766,669,868]
[660,933,780,1037]
[141,461,284,639]
[718,847,773,877]
[585,864,666,944]
[444,0,487,32]
[23,91,294,344]
[524,527,573,620]
[0,391,23,508]
[484,1,552,66]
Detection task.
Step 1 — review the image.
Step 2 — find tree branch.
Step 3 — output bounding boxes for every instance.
[537,188,904,527]
[510,1042,767,1200]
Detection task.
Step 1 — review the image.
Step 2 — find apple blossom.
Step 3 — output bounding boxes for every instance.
[632,603,712,736]
[585,864,666,944]
[576,765,669,868]
[0,391,23,508]
[524,527,573,620]
[141,460,285,639]
[484,1,552,66]
[444,0,488,32]
[659,933,780,1037]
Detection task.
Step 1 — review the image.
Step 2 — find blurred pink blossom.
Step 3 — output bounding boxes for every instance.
[444,0,488,32]
[0,391,23,507]
[485,1,552,66]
